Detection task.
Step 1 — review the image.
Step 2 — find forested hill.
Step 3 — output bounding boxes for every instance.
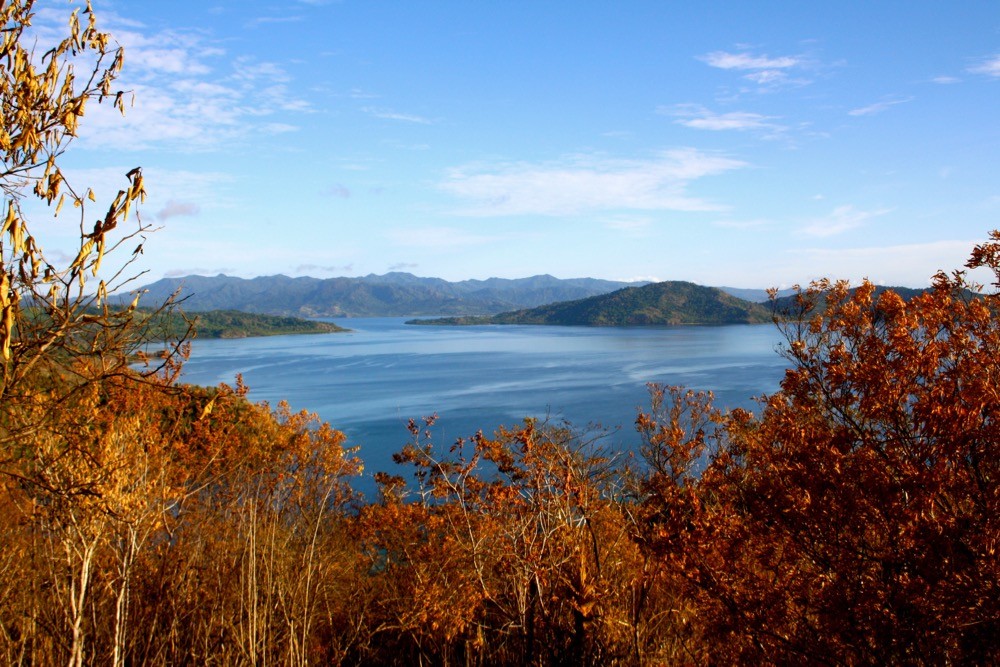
[137,273,644,317]
[143,309,347,340]
[410,281,773,326]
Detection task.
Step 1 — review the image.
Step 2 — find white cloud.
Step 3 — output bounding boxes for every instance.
[440,150,746,217]
[931,75,961,85]
[669,106,781,132]
[33,12,314,153]
[699,51,800,71]
[969,55,1000,77]
[801,205,893,237]
[616,274,662,283]
[362,107,433,124]
[697,49,810,92]
[246,15,305,28]
[232,58,292,83]
[102,25,224,77]
[126,47,211,76]
[848,97,913,116]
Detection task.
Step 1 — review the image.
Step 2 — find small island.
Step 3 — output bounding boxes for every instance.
[143,309,348,339]
[409,281,773,326]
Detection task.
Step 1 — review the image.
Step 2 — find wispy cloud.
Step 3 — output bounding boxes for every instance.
[246,15,305,28]
[698,49,806,90]
[931,75,961,85]
[700,51,800,71]
[848,96,913,116]
[362,107,433,124]
[440,150,746,217]
[617,274,662,283]
[969,54,1000,77]
[801,205,892,237]
[349,88,380,99]
[668,105,783,133]
[35,12,313,152]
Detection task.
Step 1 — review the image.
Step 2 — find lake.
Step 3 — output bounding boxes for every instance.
[178,318,790,493]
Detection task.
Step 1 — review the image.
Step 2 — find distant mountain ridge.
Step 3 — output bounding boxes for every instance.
[136,273,647,317]
[410,281,774,326]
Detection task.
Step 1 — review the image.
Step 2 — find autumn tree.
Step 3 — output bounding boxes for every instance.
[0,0,174,456]
[357,416,667,666]
[0,3,181,663]
[637,235,1000,664]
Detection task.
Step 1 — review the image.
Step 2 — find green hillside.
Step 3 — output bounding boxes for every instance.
[410,281,772,326]
[142,309,348,340]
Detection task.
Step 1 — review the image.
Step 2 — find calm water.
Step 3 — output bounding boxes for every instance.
[179,318,789,492]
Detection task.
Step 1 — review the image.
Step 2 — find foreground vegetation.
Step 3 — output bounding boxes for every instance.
[1,2,997,664]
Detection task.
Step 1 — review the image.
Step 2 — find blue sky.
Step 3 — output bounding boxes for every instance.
[33,1,1000,287]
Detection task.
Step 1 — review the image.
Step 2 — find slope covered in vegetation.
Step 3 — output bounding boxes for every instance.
[411,280,773,326]
[143,308,347,339]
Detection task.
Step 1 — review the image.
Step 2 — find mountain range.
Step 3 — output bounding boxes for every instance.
[135,272,939,326]
[136,273,648,317]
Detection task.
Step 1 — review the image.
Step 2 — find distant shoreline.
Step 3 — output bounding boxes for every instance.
[142,309,350,340]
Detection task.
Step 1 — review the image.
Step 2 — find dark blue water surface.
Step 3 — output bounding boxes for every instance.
[179,318,789,493]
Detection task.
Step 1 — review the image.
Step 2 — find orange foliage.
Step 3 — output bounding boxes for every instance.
[637,233,1000,664]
